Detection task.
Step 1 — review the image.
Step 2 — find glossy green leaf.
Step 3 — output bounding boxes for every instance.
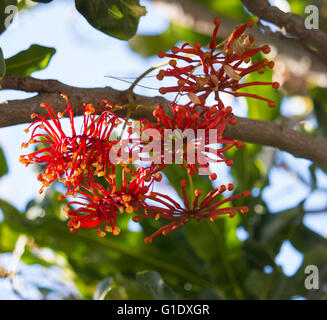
[75,0,146,40]
[5,44,56,76]
[136,270,176,300]
[0,147,8,178]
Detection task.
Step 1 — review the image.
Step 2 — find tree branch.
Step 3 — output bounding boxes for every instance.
[241,0,327,60]
[0,75,169,127]
[1,75,327,168]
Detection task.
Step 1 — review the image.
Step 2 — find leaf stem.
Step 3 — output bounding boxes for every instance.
[187,171,195,208]
[208,221,245,300]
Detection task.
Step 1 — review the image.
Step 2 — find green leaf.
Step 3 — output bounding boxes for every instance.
[309,164,317,190]
[249,207,302,256]
[0,0,18,35]
[5,44,56,76]
[244,270,267,298]
[172,24,212,46]
[0,147,8,178]
[183,217,246,300]
[311,87,327,139]
[128,27,177,58]
[136,270,176,300]
[192,0,249,20]
[265,267,299,299]
[0,223,19,252]
[289,223,327,254]
[0,47,5,79]
[93,278,113,300]
[242,239,275,268]
[75,0,146,40]
[161,164,248,299]
[226,143,263,192]
[129,23,212,58]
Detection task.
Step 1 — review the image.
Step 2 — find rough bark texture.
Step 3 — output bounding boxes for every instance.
[241,0,327,59]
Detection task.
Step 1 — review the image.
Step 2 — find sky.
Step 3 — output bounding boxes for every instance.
[0,0,326,299]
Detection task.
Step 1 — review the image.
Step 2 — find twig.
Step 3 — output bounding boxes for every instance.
[241,0,327,61]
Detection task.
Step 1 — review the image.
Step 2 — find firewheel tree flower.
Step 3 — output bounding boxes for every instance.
[133,179,251,244]
[135,103,243,179]
[20,94,123,196]
[19,17,280,242]
[156,18,279,107]
[64,162,163,237]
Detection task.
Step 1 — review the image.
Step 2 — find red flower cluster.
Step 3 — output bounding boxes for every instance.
[137,103,243,178]
[20,18,279,243]
[156,18,279,107]
[133,180,251,244]
[65,164,159,236]
[20,94,121,195]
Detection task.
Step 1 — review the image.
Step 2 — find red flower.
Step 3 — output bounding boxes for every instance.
[20,94,122,195]
[133,179,251,244]
[156,18,279,107]
[65,162,162,237]
[65,183,122,237]
[136,103,243,177]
